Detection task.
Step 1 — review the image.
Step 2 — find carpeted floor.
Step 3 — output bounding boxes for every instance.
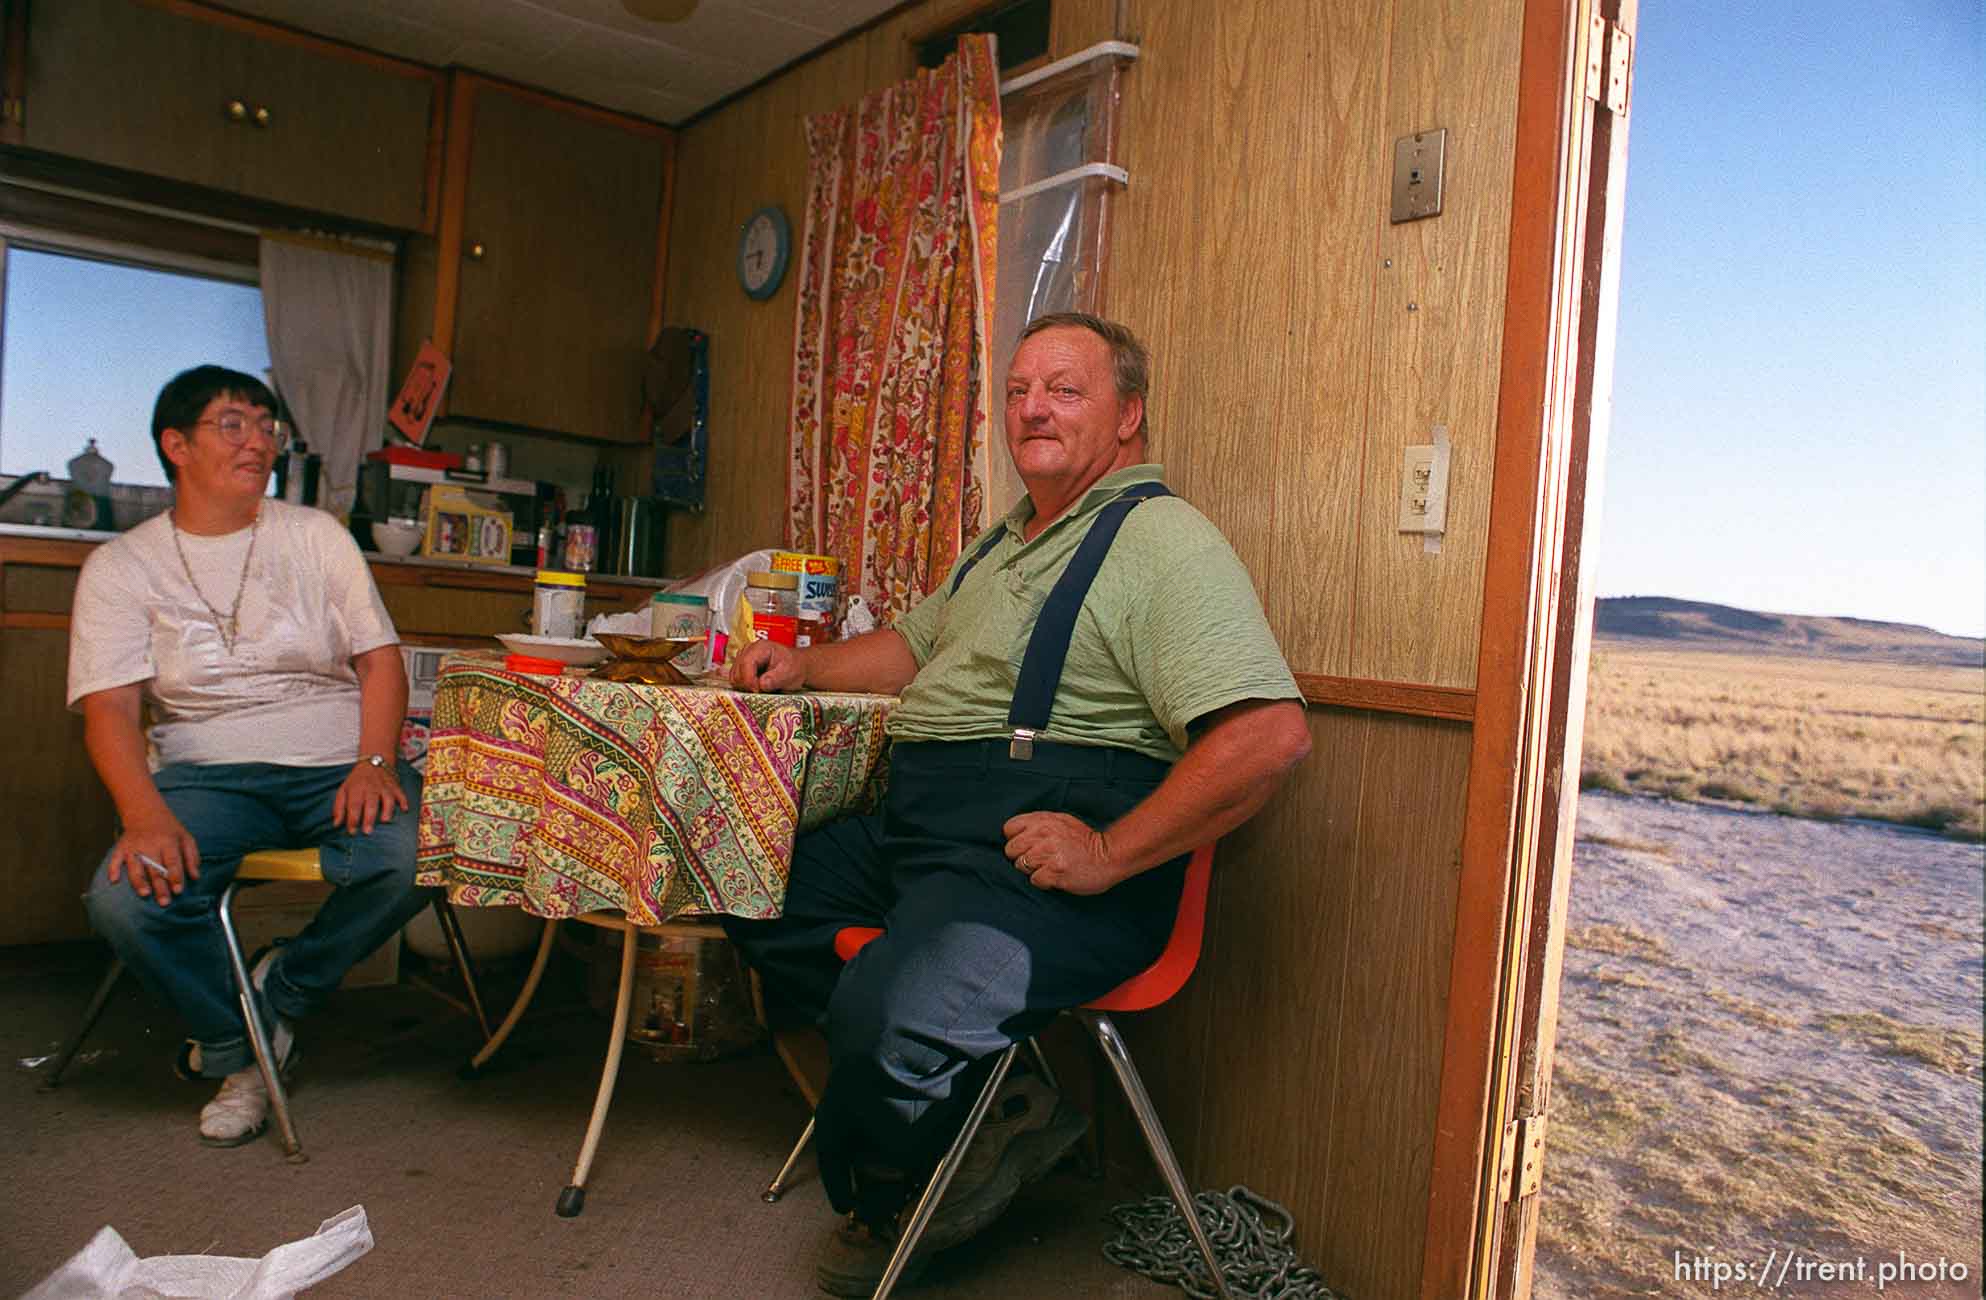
[1,942,1179,1298]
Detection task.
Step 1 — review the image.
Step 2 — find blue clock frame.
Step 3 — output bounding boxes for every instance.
[737,205,792,301]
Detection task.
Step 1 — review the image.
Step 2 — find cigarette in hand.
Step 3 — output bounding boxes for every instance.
[135,854,172,879]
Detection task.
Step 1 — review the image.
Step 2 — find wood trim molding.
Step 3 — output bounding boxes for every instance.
[2,0,25,148]
[431,71,478,368]
[0,176,261,265]
[142,0,439,82]
[648,132,677,348]
[1420,0,1580,1296]
[457,69,673,137]
[420,64,447,236]
[0,535,96,566]
[1295,673,1476,722]
[1,610,67,630]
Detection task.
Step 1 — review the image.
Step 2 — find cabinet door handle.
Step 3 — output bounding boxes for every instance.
[224,99,248,122]
[467,242,487,261]
[252,105,272,128]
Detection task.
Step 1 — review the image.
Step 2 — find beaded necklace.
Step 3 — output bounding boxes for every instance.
[170,505,261,654]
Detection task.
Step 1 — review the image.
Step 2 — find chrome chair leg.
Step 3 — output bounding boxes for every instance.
[765,1115,815,1202]
[463,918,559,1076]
[1022,1035,1060,1092]
[557,916,639,1217]
[431,897,493,1040]
[873,1044,1020,1300]
[38,958,126,1092]
[1074,1010,1233,1300]
[217,881,306,1164]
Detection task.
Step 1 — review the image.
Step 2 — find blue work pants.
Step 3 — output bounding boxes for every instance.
[724,739,1187,1220]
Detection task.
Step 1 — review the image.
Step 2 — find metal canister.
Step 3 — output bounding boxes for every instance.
[533,570,586,639]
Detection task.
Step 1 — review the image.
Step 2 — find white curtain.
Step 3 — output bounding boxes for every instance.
[258,233,394,516]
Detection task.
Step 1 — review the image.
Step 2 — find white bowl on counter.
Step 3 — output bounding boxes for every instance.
[371,518,424,558]
[496,633,611,666]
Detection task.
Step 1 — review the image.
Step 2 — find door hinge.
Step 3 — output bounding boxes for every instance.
[1584,15,1632,116]
[1,96,22,127]
[1497,1112,1548,1203]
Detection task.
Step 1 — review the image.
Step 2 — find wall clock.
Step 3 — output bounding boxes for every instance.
[737,205,791,300]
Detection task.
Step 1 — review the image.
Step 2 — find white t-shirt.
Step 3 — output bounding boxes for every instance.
[67,500,399,768]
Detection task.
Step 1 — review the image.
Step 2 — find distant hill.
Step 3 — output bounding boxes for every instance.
[1594,596,1985,668]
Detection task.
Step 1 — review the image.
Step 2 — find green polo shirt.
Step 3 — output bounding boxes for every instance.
[888,465,1301,761]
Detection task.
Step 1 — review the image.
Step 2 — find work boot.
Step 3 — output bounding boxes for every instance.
[929,1072,1088,1245]
[812,1074,1087,1294]
[815,1212,931,1297]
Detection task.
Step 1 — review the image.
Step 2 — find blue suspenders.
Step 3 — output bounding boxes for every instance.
[949,481,1174,760]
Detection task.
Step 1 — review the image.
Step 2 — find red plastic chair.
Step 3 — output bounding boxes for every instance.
[763,843,1233,1300]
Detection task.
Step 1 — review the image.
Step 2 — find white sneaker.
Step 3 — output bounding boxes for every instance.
[192,950,296,1146]
[199,1067,271,1146]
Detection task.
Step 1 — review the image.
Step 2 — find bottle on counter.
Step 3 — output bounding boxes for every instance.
[586,466,619,575]
[562,494,597,572]
[274,435,321,507]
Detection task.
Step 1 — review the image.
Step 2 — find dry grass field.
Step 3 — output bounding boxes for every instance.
[1579,642,1985,840]
[1537,795,1983,1299]
[1537,631,1984,1298]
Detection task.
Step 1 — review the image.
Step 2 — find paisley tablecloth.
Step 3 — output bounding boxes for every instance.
[416,652,894,923]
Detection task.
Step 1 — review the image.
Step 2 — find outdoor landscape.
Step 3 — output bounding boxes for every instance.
[1533,598,1984,1298]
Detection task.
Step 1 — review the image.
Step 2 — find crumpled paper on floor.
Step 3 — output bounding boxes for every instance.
[24,1205,372,1300]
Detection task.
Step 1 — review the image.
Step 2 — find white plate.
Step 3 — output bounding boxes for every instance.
[496,633,611,666]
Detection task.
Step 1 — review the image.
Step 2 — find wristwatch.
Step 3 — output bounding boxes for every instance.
[359,753,388,769]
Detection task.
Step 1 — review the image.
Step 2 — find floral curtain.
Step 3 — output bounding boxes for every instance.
[787,36,1002,622]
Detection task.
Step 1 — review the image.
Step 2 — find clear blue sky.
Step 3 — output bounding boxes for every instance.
[1598,0,1986,637]
[0,250,269,491]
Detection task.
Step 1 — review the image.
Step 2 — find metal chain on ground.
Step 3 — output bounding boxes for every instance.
[1104,1185,1346,1300]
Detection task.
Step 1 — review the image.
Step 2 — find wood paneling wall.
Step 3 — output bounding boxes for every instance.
[1119,709,1471,1300]
[662,3,1528,1296]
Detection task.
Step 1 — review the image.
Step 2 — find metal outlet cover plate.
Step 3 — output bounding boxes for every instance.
[1391,128,1447,223]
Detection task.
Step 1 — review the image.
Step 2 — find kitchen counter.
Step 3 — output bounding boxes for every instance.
[0,521,120,544]
[0,528,682,645]
[365,550,680,588]
[0,523,681,587]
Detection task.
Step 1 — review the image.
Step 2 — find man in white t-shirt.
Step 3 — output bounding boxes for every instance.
[69,365,433,1148]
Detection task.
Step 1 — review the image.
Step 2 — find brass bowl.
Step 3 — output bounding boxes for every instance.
[593,633,704,662]
[591,633,706,686]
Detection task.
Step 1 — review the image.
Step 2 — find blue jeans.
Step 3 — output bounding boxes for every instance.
[724,739,1187,1221]
[84,760,434,1078]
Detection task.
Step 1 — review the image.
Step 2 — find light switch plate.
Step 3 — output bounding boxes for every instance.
[1398,443,1449,533]
[1390,128,1447,223]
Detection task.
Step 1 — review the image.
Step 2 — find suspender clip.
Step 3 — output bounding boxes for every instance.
[1008,728,1036,761]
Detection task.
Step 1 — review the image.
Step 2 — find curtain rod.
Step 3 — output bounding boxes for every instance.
[998,40,1140,98]
[999,162,1128,206]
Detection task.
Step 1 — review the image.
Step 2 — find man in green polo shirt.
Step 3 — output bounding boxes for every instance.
[726,312,1310,1294]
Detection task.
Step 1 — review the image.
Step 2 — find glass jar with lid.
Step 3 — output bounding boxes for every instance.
[743,570,800,646]
[533,569,587,639]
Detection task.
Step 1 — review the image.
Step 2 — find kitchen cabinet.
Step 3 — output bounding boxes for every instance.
[369,561,658,641]
[15,0,437,231]
[401,75,673,444]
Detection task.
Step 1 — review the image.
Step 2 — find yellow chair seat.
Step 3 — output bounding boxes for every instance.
[238,848,327,882]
